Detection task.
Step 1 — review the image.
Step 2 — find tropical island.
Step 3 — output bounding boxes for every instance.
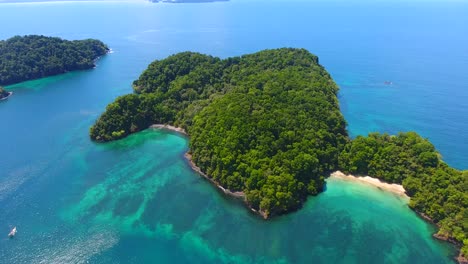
[89,48,467,261]
[0,35,109,86]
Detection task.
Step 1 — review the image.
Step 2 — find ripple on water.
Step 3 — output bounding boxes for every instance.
[35,230,119,264]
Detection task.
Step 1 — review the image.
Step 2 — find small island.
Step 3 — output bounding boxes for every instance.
[151,0,228,3]
[90,49,467,261]
[0,35,109,86]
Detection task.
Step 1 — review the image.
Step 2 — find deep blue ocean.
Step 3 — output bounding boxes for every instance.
[0,1,467,263]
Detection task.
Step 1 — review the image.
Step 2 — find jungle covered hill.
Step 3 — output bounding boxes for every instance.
[90,48,348,217]
[90,48,467,258]
[0,35,109,86]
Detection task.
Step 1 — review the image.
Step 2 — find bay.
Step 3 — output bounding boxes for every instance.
[0,1,466,263]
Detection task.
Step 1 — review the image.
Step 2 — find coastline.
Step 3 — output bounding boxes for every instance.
[150,124,267,217]
[418,212,466,264]
[184,152,271,219]
[150,124,244,198]
[329,171,409,198]
[184,153,245,199]
[150,124,188,136]
[330,171,465,263]
[149,123,466,262]
[150,124,412,218]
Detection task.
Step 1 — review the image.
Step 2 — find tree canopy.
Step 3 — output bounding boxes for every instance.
[90,48,348,217]
[0,35,109,85]
[339,132,468,256]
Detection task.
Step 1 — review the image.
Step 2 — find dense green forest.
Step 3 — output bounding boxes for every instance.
[90,48,348,217]
[190,68,348,216]
[339,132,467,257]
[0,35,109,85]
[90,48,466,257]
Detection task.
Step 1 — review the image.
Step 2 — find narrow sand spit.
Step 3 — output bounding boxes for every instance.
[330,171,409,198]
[150,124,187,135]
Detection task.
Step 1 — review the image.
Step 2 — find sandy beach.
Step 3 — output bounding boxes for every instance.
[329,171,409,198]
[150,124,188,136]
[150,124,409,217]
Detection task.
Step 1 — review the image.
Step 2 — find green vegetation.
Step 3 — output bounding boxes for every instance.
[190,69,348,216]
[91,48,466,256]
[90,48,348,217]
[0,35,109,85]
[339,132,468,257]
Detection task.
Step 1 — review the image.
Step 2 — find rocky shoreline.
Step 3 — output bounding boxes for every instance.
[434,233,467,263]
[184,152,270,219]
[151,124,269,218]
[150,124,244,199]
[183,152,245,199]
[417,212,466,264]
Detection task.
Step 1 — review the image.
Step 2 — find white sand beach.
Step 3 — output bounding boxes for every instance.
[150,124,188,135]
[330,171,408,198]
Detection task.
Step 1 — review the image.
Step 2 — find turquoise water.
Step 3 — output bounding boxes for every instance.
[0,1,466,263]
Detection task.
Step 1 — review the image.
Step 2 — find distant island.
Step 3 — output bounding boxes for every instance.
[151,0,228,3]
[0,0,145,3]
[0,35,109,86]
[0,86,12,100]
[90,49,467,262]
[0,0,225,2]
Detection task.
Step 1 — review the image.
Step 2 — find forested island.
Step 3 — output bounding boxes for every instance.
[90,48,467,261]
[0,35,109,86]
